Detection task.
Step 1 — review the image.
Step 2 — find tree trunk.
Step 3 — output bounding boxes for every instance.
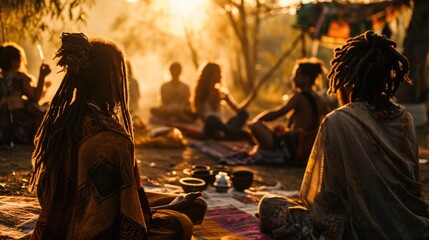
[396,0,429,104]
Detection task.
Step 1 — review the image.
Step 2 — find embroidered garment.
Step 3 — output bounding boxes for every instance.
[31,109,193,239]
[259,101,429,239]
[301,101,429,239]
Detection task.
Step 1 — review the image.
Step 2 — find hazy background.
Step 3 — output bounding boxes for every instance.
[15,0,410,122]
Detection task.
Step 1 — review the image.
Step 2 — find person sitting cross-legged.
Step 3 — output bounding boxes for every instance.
[249,58,328,166]
[30,33,206,240]
[257,31,429,239]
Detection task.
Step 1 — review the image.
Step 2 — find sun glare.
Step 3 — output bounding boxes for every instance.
[168,0,206,16]
[166,0,208,35]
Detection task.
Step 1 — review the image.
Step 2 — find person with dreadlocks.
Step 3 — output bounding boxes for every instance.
[256,31,429,239]
[248,58,328,166]
[30,33,206,239]
[0,42,51,144]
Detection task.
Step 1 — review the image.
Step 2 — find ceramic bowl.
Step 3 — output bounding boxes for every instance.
[231,170,254,191]
[191,169,213,187]
[179,177,206,193]
[183,164,211,176]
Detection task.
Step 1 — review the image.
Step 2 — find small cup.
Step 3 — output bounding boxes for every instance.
[179,177,206,193]
[231,170,254,191]
[191,169,212,187]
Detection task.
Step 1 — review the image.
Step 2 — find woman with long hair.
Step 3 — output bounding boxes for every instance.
[30,33,205,239]
[193,62,250,140]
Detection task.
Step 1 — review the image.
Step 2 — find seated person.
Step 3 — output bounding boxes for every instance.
[0,42,51,144]
[257,31,429,239]
[193,62,251,140]
[126,60,141,114]
[248,58,328,165]
[150,62,195,123]
[30,33,206,239]
[126,60,146,131]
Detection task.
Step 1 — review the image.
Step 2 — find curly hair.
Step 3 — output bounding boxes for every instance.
[193,62,221,112]
[30,33,132,194]
[327,30,411,111]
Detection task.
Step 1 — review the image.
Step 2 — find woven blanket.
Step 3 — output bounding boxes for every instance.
[149,115,205,140]
[189,141,255,165]
[0,189,297,239]
[193,207,272,240]
[0,196,40,240]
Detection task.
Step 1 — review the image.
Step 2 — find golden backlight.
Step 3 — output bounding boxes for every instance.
[166,0,208,35]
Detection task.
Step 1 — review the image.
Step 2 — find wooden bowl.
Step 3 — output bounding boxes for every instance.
[179,177,207,193]
[231,170,254,191]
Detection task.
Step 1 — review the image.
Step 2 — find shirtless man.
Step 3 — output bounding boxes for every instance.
[249,58,328,165]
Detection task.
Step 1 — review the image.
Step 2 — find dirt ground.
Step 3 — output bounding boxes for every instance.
[1,142,428,204]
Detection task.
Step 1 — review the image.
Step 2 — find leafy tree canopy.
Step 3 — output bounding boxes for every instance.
[0,0,93,42]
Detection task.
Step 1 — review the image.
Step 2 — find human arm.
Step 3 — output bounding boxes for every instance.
[160,83,171,106]
[222,86,257,113]
[223,93,241,113]
[22,64,51,102]
[250,93,300,123]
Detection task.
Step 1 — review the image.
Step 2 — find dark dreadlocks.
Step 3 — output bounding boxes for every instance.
[295,58,326,87]
[327,30,411,111]
[30,33,133,195]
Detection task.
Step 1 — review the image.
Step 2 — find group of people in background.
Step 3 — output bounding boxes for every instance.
[0,42,51,145]
[150,58,329,165]
[0,38,326,166]
[0,30,428,239]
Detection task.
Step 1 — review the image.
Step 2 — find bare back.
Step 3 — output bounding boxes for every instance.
[288,91,326,131]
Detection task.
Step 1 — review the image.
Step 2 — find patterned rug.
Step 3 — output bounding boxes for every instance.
[189,141,255,165]
[0,196,40,240]
[193,207,272,240]
[0,188,297,239]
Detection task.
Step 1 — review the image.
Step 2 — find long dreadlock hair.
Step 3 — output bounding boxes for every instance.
[327,30,411,111]
[30,33,133,195]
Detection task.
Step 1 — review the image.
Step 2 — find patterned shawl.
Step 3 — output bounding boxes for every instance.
[31,110,148,239]
[301,101,429,239]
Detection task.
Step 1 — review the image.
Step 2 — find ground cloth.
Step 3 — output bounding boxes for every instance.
[1,187,298,239]
[0,196,39,239]
[189,141,255,165]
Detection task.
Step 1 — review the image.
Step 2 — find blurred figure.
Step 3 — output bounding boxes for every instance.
[126,60,146,131]
[249,58,328,166]
[258,31,429,239]
[126,60,141,114]
[150,62,195,123]
[0,42,51,145]
[193,62,250,140]
[30,33,206,239]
